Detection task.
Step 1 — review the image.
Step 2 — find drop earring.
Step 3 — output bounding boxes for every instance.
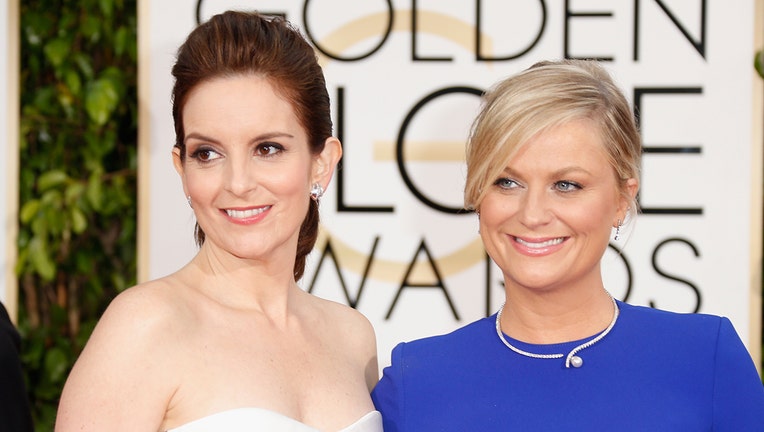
[187,195,192,208]
[310,183,324,201]
[614,219,622,241]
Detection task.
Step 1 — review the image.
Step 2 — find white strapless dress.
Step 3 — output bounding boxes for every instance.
[165,408,382,432]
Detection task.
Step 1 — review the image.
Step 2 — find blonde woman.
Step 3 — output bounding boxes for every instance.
[372,60,764,431]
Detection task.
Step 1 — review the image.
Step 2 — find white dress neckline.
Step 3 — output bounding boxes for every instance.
[165,408,382,432]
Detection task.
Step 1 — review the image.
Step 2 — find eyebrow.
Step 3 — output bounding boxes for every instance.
[183,131,296,145]
[502,166,595,178]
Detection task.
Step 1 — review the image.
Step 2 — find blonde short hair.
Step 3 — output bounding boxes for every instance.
[464,60,641,217]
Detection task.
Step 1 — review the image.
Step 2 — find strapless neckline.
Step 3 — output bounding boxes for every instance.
[165,408,382,432]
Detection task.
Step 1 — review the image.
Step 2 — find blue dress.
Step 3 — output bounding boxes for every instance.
[372,301,764,431]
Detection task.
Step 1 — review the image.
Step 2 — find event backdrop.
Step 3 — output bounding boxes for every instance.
[139,0,763,369]
[1,0,19,320]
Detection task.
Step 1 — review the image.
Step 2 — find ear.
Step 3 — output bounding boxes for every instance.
[172,147,190,198]
[616,177,639,224]
[311,137,343,188]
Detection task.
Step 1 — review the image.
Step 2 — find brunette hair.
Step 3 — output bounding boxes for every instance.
[465,59,641,218]
[171,10,332,280]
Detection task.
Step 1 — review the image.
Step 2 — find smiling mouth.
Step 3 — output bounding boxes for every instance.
[514,237,565,248]
[225,206,270,219]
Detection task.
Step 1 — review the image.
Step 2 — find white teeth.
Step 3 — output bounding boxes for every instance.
[515,237,564,248]
[225,207,268,218]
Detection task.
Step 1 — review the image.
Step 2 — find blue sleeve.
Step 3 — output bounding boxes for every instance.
[372,342,406,432]
[712,317,764,431]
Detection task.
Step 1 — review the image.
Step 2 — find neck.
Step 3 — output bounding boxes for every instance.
[181,243,301,318]
[499,285,615,344]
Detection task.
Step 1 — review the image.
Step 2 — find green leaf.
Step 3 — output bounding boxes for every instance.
[73,52,95,79]
[755,50,764,79]
[43,203,67,235]
[87,172,104,211]
[37,170,68,192]
[40,189,63,208]
[81,15,102,43]
[112,273,127,292]
[64,69,82,96]
[99,0,114,20]
[70,208,88,233]
[65,182,86,206]
[14,248,28,275]
[43,38,70,67]
[114,27,129,56]
[29,237,56,281]
[32,86,58,116]
[101,66,126,99]
[43,347,70,383]
[31,216,48,238]
[85,78,119,125]
[20,199,41,223]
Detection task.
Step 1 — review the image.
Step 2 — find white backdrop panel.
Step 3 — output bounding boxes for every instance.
[141,0,762,369]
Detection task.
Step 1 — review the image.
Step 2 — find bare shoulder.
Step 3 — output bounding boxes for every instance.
[85,278,189,349]
[308,294,377,343]
[55,277,189,431]
[103,277,183,323]
[303,294,379,385]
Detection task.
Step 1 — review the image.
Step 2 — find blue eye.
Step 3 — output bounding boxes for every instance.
[494,178,519,189]
[555,181,581,192]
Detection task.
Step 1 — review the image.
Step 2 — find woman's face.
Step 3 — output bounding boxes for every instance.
[478,118,637,294]
[174,75,338,263]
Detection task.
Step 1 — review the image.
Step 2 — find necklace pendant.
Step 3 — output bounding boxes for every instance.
[494,293,619,369]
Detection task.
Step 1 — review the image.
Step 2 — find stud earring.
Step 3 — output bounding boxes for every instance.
[186,195,192,208]
[614,219,622,241]
[310,183,324,201]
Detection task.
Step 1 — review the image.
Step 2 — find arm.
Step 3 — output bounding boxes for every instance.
[55,287,178,431]
[357,314,379,393]
[324,299,380,393]
[712,317,764,430]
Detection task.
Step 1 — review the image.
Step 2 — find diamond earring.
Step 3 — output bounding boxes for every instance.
[310,183,324,201]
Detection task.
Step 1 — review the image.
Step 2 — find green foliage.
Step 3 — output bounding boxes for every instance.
[17,0,138,429]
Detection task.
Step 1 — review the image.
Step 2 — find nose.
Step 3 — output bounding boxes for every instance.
[223,157,257,196]
[517,188,553,228]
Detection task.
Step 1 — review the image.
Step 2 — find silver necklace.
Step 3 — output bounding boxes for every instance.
[494,293,619,368]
